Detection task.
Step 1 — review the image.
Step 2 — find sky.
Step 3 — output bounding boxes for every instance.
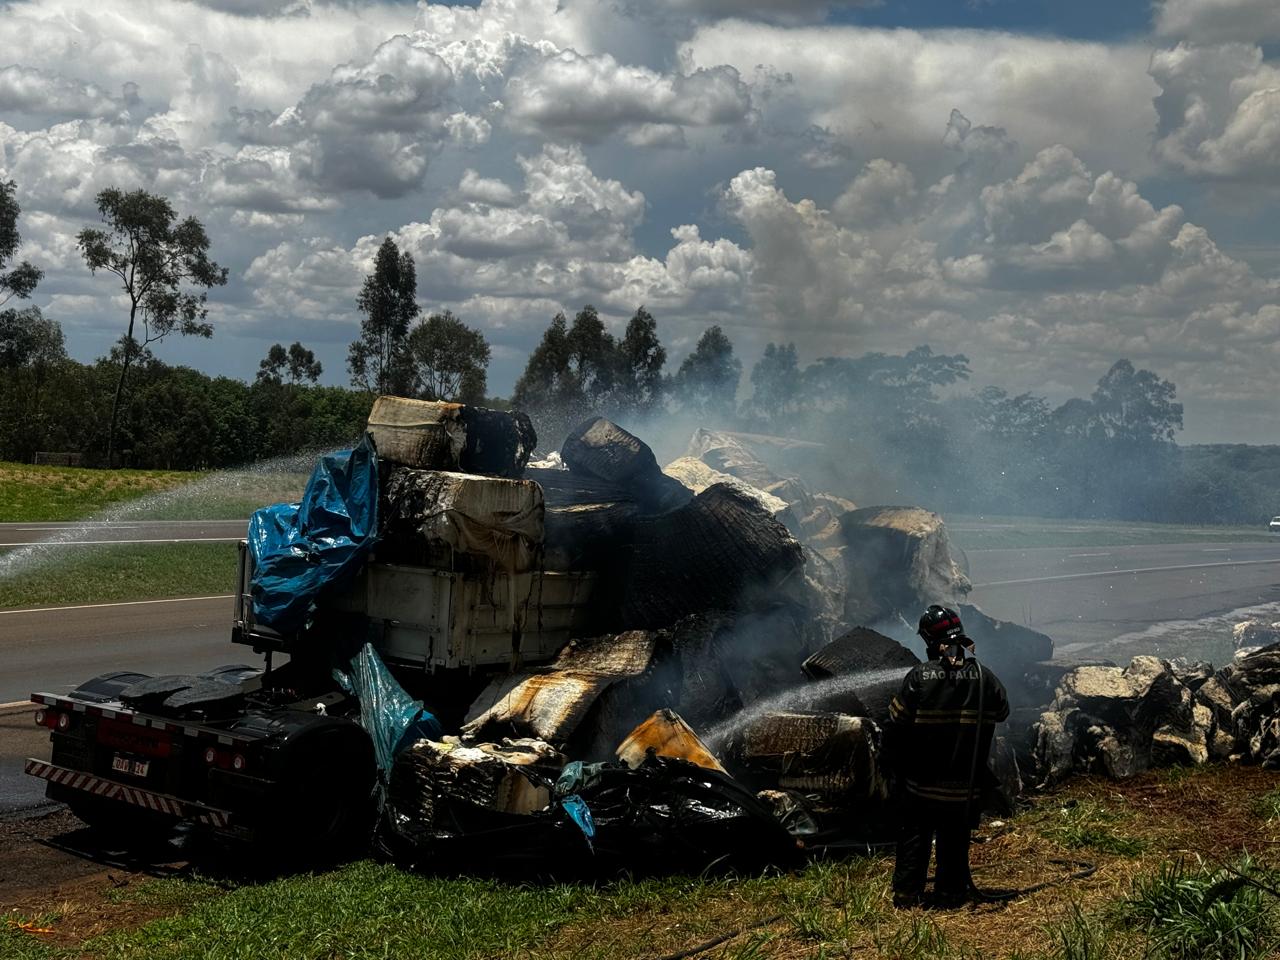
[2,0,1279,443]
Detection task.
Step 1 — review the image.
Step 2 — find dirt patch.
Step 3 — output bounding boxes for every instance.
[0,806,193,950]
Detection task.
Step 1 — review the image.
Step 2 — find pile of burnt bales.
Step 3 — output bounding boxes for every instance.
[1031,640,1280,784]
[357,397,1081,871]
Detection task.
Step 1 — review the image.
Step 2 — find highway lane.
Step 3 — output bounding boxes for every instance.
[0,519,248,546]
[966,541,1280,654]
[0,596,242,811]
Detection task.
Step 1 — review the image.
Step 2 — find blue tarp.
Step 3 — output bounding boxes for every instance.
[247,434,380,634]
[335,641,442,773]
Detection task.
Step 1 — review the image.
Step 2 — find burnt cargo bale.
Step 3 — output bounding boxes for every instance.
[621,484,806,630]
[803,627,919,679]
[800,627,919,721]
[528,466,642,571]
[561,417,692,514]
[838,506,970,625]
[956,604,1054,685]
[368,396,536,478]
[685,429,782,492]
[616,709,726,773]
[733,711,886,802]
[461,631,661,746]
[663,456,798,531]
[379,467,545,571]
[384,738,564,847]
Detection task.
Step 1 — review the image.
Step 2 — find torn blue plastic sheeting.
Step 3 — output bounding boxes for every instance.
[336,641,441,773]
[247,434,380,634]
[561,794,595,851]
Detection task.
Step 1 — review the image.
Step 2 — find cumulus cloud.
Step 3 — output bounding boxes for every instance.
[0,66,125,122]
[505,51,751,142]
[1155,0,1280,43]
[683,23,1158,176]
[1150,41,1280,183]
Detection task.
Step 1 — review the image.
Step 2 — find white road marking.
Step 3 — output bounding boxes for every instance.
[0,537,241,547]
[0,595,233,616]
[1203,548,1231,552]
[974,557,1280,588]
[16,525,140,531]
[1066,552,1112,558]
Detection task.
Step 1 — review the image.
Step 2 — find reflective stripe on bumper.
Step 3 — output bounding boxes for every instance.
[24,758,232,829]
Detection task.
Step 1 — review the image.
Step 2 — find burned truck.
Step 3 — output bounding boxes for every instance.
[24,398,826,858]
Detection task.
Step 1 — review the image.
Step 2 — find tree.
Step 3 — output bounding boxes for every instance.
[1090,359,1182,444]
[617,306,666,417]
[673,325,741,421]
[405,310,490,402]
[77,187,228,466]
[0,180,42,307]
[0,307,66,462]
[286,342,322,385]
[349,237,417,395]
[257,343,288,386]
[745,342,800,424]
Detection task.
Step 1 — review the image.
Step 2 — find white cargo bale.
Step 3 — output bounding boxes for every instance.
[381,467,545,572]
[367,395,536,477]
[663,456,794,527]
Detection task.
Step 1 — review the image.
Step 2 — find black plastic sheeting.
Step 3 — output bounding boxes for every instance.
[378,755,802,879]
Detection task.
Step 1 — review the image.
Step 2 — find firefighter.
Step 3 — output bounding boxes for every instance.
[886,604,1010,909]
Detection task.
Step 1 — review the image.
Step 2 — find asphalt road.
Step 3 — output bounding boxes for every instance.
[0,519,247,546]
[966,541,1280,653]
[0,596,239,812]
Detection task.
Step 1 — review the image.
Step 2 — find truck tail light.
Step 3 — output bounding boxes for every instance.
[204,747,218,764]
[36,709,70,730]
[56,712,71,731]
[33,709,46,726]
[231,753,246,771]
[204,746,250,771]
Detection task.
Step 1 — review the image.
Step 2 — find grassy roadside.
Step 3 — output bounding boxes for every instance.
[0,462,307,523]
[5,764,1279,960]
[0,543,239,608]
[946,514,1277,550]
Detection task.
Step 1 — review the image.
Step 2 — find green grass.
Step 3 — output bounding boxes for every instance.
[1118,856,1278,960]
[0,542,239,608]
[946,514,1277,551]
[1252,787,1280,822]
[2,913,61,960]
[1038,800,1147,857]
[0,461,307,523]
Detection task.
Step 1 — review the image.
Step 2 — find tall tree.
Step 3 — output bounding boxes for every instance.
[673,325,741,421]
[745,342,800,424]
[257,343,288,386]
[1090,359,1182,443]
[0,180,42,307]
[286,341,323,385]
[405,310,490,403]
[77,187,228,466]
[349,236,417,395]
[617,306,666,417]
[0,307,66,462]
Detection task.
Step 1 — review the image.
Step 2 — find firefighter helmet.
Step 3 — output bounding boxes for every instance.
[917,604,965,646]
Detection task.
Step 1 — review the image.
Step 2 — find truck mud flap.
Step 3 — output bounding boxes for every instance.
[24,759,234,829]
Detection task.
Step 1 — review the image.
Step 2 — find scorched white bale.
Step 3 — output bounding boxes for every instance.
[367,395,537,478]
[837,506,971,625]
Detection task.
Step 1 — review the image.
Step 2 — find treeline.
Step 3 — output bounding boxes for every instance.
[2,179,1276,523]
[0,332,371,469]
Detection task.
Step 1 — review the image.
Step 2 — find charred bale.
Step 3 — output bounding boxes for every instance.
[730,711,887,805]
[616,709,726,773]
[956,604,1055,696]
[838,506,970,625]
[621,484,805,630]
[527,466,642,572]
[368,396,536,478]
[561,417,692,514]
[461,631,663,748]
[800,627,919,722]
[379,467,545,571]
[663,456,797,531]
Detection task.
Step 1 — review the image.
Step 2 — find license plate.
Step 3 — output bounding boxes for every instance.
[111,755,150,777]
